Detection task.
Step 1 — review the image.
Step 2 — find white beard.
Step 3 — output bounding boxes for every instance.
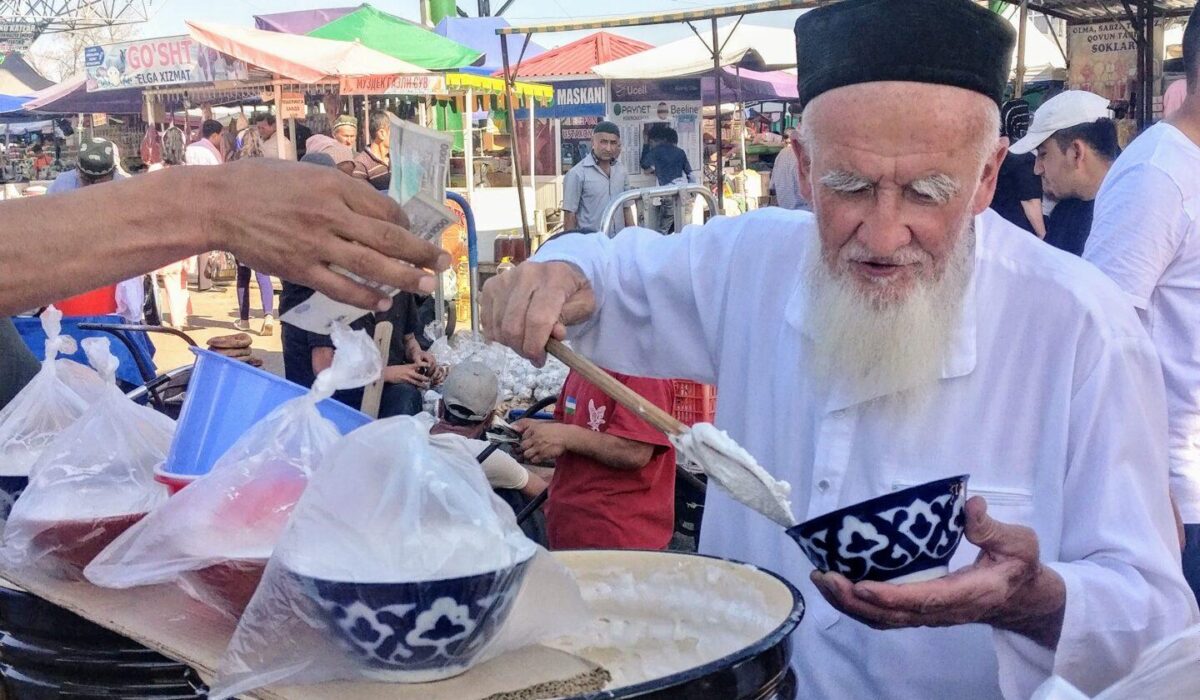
[805,224,974,399]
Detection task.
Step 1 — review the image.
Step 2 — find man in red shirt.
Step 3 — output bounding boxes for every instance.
[515,370,675,550]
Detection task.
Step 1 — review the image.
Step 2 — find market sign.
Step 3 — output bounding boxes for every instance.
[515,80,603,120]
[339,75,447,96]
[0,22,37,51]
[1067,20,1165,102]
[84,36,250,92]
[608,78,702,177]
[279,92,305,120]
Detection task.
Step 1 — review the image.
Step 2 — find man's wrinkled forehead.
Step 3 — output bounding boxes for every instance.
[804,82,996,160]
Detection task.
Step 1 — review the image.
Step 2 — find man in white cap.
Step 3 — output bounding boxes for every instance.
[480,0,1196,695]
[1008,91,1117,255]
[430,361,546,500]
[1085,5,1200,601]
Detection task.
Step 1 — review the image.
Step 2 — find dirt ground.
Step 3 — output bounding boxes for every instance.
[152,276,283,376]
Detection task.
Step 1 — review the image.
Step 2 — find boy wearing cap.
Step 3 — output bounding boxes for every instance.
[1008,90,1117,256]
[561,121,630,234]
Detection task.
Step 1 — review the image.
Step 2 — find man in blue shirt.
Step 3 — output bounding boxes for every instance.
[639,124,695,233]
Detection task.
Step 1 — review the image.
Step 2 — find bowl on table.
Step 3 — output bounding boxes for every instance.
[189,559,269,617]
[29,511,149,572]
[0,474,29,520]
[288,554,535,682]
[787,474,969,584]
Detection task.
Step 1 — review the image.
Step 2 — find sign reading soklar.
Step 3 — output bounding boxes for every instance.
[85,36,249,92]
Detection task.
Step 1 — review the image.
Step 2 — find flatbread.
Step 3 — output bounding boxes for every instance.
[207,333,252,350]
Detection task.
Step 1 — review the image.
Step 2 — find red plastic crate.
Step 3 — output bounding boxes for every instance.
[672,380,717,426]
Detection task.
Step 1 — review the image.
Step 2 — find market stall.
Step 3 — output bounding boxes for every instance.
[503,31,655,232]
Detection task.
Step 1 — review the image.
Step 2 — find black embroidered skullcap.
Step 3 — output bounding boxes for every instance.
[795,0,1016,108]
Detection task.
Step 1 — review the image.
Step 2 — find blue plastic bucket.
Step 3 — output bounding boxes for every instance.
[163,348,371,477]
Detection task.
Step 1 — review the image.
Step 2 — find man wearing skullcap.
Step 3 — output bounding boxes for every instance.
[480,0,1197,696]
[561,120,629,234]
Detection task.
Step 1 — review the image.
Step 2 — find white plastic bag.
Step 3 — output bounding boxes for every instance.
[2,337,174,579]
[1031,625,1200,700]
[0,307,105,494]
[210,415,587,699]
[86,324,382,617]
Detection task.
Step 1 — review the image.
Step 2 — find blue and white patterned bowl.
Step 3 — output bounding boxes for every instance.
[787,474,969,584]
[290,555,534,682]
[0,475,29,521]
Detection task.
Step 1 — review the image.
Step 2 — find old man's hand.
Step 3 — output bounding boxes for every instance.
[810,497,1066,649]
[481,261,596,365]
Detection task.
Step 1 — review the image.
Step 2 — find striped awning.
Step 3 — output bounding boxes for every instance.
[444,72,553,104]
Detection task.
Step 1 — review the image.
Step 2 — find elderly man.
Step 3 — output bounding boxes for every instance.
[331,114,358,150]
[1085,5,1200,600]
[480,0,1196,696]
[1009,91,1117,256]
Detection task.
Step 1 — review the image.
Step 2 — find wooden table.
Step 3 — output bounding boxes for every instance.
[0,564,603,700]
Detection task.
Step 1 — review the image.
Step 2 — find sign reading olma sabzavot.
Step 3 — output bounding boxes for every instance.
[84,36,249,92]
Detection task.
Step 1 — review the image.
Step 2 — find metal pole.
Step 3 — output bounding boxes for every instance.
[500,34,533,253]
[1144,0,1155,127]
[529,96,536,196]
[712,18,724,211]
[1015,0,1029,98]
[273,83,286,159]
[554,115,562,175]
[464,88,474,200]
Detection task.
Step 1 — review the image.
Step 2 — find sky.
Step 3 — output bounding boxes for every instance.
[129,0,803,49]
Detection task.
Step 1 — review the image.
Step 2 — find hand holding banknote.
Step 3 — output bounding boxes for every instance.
[282,116,458,334]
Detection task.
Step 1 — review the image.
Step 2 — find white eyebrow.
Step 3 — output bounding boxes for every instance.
[820,170,874,193]
[908,174,960,204]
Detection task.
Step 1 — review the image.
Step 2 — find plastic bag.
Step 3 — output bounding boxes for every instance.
[86,324,383,617]
[210,415,587,699]
[1031,625,1200,700]
[0,307,106,518]
[2,337,175,579]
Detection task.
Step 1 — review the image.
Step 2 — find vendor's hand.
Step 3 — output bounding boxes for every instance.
[514,419,575,465]
[412,348,437,369]
[810,497,1066,650]
[385,364,432,389]
[481,261,596,365]
[206,159,450,311]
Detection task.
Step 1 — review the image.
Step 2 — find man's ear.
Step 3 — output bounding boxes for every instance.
[971,137,1008,215]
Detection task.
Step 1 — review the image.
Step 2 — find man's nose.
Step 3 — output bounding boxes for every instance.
[856,190,913,257]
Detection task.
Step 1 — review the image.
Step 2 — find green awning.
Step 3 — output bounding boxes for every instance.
[307,5,483,71]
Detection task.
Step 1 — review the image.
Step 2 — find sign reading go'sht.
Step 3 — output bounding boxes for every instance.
[84,36,249,92]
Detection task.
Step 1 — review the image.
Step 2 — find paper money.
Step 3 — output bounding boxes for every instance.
[389,115,452,207]
[282,117,457,334]
[403,192,458,242]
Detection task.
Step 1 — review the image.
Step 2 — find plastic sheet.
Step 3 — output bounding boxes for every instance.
[86,325,381,618]
[2,338,174,579]
[210,415,586,699]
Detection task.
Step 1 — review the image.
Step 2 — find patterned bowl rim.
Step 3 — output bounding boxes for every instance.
[562,549,805,700]
[286,548,537,588]
[786,473,971,539]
